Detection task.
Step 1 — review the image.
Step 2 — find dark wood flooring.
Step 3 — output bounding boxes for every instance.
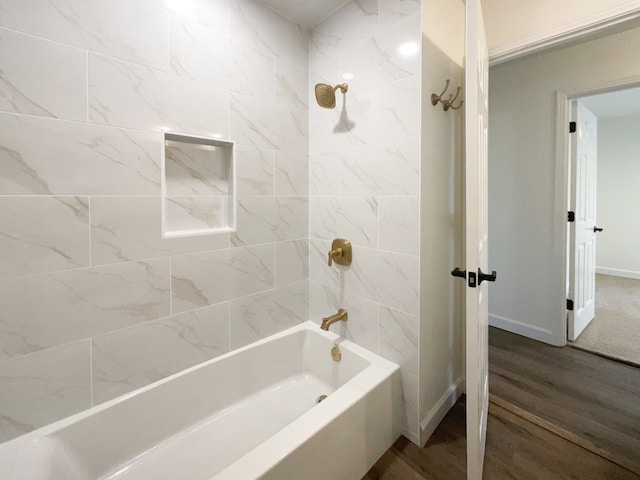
[364,327,640,479]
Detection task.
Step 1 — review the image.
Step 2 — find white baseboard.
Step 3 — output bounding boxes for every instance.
[489,314,557,345]
[419,376,464,447]
[596,267,640,280]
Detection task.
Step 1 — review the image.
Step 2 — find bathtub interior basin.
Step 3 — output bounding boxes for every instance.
[0,321,402,480]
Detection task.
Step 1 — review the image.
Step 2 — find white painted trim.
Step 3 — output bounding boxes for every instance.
[489,314,557,345]
[553,91,571,348]
[489,4,640,65]
[419,376,464,447]
[554,79,640,347]
[596,267,640,280]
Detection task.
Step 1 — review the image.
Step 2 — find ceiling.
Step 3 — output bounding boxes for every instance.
[581,86,640,119]
[256,0,350,28]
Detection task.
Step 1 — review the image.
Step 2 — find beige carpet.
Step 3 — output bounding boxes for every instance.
[571,274,640,366]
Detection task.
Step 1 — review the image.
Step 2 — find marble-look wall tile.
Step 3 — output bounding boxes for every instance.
[171,245,274,314]
[378,305,418,374]
[165,196,226,232]
[167,0,229,35]
[0,259,170,360]
[339,13,420,93]
[88,54,229,136]
[310,196,378,247]
[169,15,274,100]
[231,197,308,246]
[0,340,90,443]
[309,281,378,352]
[401,372,419,439]
[230,0,308,67]
[309,239,340,290]
[92,303,230,404]
[378,75,421,139]
[165,140,230,196]
[341,135,420,195]
[0,197,89,278]
[310,0,379,63]
[91,197,229,265]
[0,0,168,69]
[230,93,308,154]
[343,246,419,315]
[0,28,86,120]
[275,151,309,196]
[275,58,309,110]
[380,0,421,29]
[309,151,341,196]
[0,114,161,195]
[275,239,309,287]
[236,146,275,196]
[309,87,379,154]
[230,282,308,349]
[378,196,420,255]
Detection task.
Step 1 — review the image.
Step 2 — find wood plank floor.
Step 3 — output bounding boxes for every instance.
[365,327,640,479]
[489,326,640,473]
[364,398,639,480]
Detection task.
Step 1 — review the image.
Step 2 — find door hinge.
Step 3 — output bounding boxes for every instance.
[569,121,577,133]
[566,299,574,311]
[568,211,575,222]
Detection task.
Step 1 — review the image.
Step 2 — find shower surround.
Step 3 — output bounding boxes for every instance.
[0,0,463,451]
[0,0,309,442]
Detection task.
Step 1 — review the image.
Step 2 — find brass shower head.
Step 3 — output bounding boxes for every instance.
[315,83,349,109]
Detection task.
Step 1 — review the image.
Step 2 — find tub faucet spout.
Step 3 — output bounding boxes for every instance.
[321,309,348,331]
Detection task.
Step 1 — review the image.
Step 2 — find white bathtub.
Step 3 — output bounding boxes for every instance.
[0,321,402,480]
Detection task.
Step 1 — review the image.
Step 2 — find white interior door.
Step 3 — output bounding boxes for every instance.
[465,0,491,478]
[568,102,598,341]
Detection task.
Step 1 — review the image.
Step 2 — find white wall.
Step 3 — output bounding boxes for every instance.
[488,25,640,345]
[596,114,640,278]
[482,0,640,61]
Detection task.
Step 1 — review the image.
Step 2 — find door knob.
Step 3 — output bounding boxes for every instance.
[478,268,497,285]
[593,226,603,233]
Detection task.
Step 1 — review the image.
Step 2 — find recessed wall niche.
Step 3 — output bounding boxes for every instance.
[162,132,235,237]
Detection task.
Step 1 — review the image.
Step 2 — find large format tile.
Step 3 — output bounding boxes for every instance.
[378,196,420,255]
[230,282,308,349]
[230,93,308,154]
[309,151,341,196]
[164,140,230,196]
[378,74,421,139]
[170,15,274,100]
[0,113,161,195]
[380,0,421,29]
[275,151,309,196]
[230,0,308,67]
[235,145,274,196]
[89,54,229,136]
[231,197,308,246]
[341,135,420,195]
[310,196,378,247]
[275,239,309,287]
[0,340,90,443]
[166,0,229,35]
[309,239,340,290]
[0,197,89,278]
[0,259,170,360]
[378,305,418,374]
[165,196,227,233]
[310,0,379,63]
[343,246,419,315]
[275,58,309,110]
[171,245,274,313]
[0,0,168,69]
[0,28,86,120]
[91,197,229,265]
[92,303,230,404]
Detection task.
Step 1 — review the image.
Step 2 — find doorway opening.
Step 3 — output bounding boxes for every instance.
[564,86,640,366]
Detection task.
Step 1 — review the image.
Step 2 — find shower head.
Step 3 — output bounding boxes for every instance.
[315,83,349,109]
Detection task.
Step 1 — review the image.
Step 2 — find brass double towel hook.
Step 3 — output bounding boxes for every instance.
[431,79,464,111]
